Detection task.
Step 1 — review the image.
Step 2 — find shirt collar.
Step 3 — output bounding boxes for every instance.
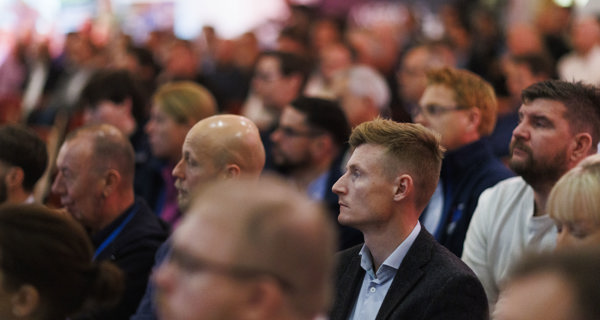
[359,222,422,277]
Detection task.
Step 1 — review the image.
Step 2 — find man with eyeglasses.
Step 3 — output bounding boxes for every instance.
[153,177,338,320]
[413,67,513,257]
[269,96,362,249]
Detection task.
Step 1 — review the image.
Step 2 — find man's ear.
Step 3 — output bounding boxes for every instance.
[241,280,285,320]
[11,284,40,318]
[466,107,481,133]
[224,164,241,179]
[6,167,24,189]
[393,174,413,202]
[570,132,593,163]
[102,169,122,198]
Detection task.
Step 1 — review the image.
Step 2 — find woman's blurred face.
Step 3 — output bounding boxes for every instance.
[554,215,600,250]
[145,104,191,163]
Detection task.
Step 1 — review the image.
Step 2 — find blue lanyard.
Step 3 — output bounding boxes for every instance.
[93,203,139,261]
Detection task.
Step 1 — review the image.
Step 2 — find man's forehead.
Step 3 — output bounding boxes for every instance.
[520,99,567,117]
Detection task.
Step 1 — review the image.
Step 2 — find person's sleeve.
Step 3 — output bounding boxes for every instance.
[462,188,498,309]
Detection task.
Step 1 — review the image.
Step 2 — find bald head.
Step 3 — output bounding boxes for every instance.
[156,177,337,320]
[173,115,265,211]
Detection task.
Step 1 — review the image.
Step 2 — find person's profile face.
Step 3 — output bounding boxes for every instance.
[553,216,600,250]
[51,139,104,230]
[332,143,396,230]
[153,209,246,320]
[172,136,220,212]
[414,84,472,152]
[145,104,189,163]
[251,56,289,109]
[270,107,314,170]
[508,100,571,182]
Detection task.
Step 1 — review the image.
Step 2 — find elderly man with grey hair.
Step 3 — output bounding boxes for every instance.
[332,64,391,127]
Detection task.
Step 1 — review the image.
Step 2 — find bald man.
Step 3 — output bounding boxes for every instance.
[132,114,266,320]
[154,177,337,320]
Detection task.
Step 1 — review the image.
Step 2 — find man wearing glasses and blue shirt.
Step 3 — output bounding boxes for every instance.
[413,67,513,256]
[269,96,363,249]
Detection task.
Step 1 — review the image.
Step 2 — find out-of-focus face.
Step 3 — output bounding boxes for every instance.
[509,99,571,184]
[153,209,247,320]
[504,61,538,101]
[553,214,600,249]
[84,100,136,137]
[332,144,396,231]
[0,161,10,204]
[270,107,315,170]
[172,134,221,212]
[494,272,575,320]
[251,56,290,110]
[145,104,190,163]
[51,138,104,231]
[414,84,472,151]
[398,48,429,104]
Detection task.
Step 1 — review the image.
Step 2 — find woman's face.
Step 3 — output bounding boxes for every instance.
[145,104,191,163]
[554,215,600,250]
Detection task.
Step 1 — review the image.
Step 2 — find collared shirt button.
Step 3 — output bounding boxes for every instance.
[369,287,376,293]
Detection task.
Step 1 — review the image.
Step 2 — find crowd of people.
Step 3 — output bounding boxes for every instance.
[1,0,600,319]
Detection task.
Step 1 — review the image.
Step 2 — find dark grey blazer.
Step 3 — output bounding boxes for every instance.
[330,229,489,320]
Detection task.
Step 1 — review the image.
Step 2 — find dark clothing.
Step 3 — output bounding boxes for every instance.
[76,198,169,320]
[130,240,171,320]
[487,111,519,160]
[330,229,489,320]
[422,139,513,256]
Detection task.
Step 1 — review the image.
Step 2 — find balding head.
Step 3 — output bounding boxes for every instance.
[154,176,337,320]
[172,115,265,211]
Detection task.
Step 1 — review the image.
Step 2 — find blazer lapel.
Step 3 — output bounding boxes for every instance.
[376,230,433,320]
[331,248,365,320]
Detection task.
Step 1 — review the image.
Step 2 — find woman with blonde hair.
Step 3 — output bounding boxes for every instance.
[548,154,600,249]
[145,81,217,226]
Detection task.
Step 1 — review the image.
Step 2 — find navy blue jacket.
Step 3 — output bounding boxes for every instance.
[75,198,169,320]
[423,139,513,256]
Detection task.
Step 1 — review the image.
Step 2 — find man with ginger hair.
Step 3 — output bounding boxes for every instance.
[414,67,513,256]
[154,177,337,320]
[132,114,266,320]
[330,119,487,320]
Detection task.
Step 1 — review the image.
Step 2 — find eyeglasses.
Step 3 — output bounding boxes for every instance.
[413,104,469,118]
[275,125,324,138]
[167,248,294,292]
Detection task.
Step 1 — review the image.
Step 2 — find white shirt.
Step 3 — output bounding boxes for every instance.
[462,177,556,311]
[557,45,600,86]
[349,223,421,320]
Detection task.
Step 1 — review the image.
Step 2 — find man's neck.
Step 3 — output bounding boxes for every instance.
[362,218,417,272]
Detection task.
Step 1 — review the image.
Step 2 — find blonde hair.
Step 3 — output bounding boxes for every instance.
[350,118,445,210]
[426,67,497,136]
[548,154,600,225]
[152,81,217,124]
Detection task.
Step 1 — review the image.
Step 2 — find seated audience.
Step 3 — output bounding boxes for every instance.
[548,153,600,249]
[153,176,338,320]
[494,246,600,320]
[51,124,169,319]
[131,114,265,320]
[0,124,48,204]
[332,64,391,127]
[144,81,217,226]
[414,66,513,256]
[462,80,600,310]
[330,119,488,320]
[0,204,123,320]
[270,96,362,249]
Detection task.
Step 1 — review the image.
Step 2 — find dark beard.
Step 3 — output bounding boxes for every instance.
[509,140,568,189]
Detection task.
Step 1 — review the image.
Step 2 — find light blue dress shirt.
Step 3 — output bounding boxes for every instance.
[348,223,422,320]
